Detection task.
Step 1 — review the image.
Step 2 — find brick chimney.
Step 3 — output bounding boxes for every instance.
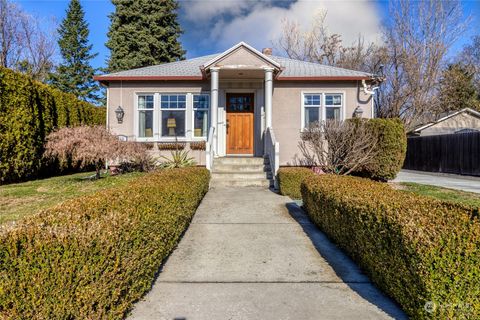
[262,48,272,56]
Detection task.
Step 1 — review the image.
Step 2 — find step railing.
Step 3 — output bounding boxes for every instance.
[265,127,280,188]
[205,126,215,171]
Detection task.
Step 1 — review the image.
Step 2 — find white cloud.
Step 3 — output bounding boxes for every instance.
[181,0,383,54]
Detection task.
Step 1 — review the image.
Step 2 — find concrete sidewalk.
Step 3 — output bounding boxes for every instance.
[128,187,406,320]
[394,170,480,193]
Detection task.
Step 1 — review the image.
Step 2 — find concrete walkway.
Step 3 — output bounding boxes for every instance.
[128,187,406,320]
[394,170,480,193]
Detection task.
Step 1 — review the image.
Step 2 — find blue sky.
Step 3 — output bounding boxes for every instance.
[15,0,480,71]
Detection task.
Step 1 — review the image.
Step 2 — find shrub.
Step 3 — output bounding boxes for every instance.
[299,119,379,175]
[160,149,196,168]
[277,167,314,199]
[0,167,210,319]
[0,67,105,184]
[301,174,480,319]
[45,126,153,178]
[353,118,407,181]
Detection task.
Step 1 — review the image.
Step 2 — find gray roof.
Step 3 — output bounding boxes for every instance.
[98,53,372,79]
[271,55,372,78]
[102,54,218,78]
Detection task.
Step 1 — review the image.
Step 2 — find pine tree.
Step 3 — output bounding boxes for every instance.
[50,0,99,103]
[106,0,185,72]
[438,63,479,113]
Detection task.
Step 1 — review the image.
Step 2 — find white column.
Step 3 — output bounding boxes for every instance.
[210,67,219,155]
[264,67,273,128]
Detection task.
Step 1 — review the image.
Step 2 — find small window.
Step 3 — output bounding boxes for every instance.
[193,94,209,137]
[325,94,343,120]
[138,94,154,138]
[303,94,321,129]
[161,94,186,137]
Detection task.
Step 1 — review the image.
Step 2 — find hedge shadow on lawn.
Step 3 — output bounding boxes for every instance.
[285,202,408,320]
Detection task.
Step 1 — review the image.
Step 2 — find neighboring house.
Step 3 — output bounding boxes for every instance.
[94,42,379,185]
[410,108,480,136]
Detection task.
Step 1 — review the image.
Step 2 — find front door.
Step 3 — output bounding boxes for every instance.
[226,93,254,155]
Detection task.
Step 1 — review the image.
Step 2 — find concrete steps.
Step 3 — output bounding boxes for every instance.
[211,157,273,188]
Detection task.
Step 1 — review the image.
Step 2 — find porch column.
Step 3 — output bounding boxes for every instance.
[210,67,219,155]
[264,67,274,128]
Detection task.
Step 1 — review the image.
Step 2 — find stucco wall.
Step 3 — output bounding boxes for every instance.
[419,113,480,136]
[272,81,373,165]
[106,79,373,165]
[107,80,210,141]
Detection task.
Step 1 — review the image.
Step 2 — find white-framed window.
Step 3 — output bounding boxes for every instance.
[160,94,187,137]
[193,94,210,138]
[325,93,343,120]
[137,94,154,138]
[303,93,322,129]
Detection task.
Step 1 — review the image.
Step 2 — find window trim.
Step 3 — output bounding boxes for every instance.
[323,93,345,121]
[301,92,322,130]
[159,93,188,139]
[300,90,346,131]
[135,92,157,142]
[191,93,210,140]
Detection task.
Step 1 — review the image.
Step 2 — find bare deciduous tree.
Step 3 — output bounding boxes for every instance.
[461,35,480,94]
[276,11,386,74]
[0,0,56,81]
[298,120,378,175]
[376,0,469,128]
[0,0,22,68]
[45,126,152,179]
[276,1,469,129]
[17,16,56,81]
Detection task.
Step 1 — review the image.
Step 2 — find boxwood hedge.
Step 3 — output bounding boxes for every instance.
[352,118,407,181]
[277,167,314,199]
[0,167,210,319]
[0,67,105,184]
[301,174,479,319]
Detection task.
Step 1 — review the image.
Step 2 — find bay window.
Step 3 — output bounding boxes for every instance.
[193,94,210,137]
[161,94,186,137]
[138,94,154,138]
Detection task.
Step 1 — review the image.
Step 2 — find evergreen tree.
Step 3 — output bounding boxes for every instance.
[50,0,99,103]
[106,0,185,72]
[438,63,479,113]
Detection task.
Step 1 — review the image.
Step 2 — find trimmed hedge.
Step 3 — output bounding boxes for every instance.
[0,167,210,319]
[277,167,314,199]
[0,67,105,184]
[301,174,480,319]
[353,118,407,181]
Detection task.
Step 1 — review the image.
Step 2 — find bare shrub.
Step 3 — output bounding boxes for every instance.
[298,120,378,175]
[45,126,152,178]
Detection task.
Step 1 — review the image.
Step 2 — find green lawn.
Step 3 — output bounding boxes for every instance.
[400,182,480,207]
[0,171,146,224]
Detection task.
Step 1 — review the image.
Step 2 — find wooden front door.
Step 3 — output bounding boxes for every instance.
[226,93,254,154]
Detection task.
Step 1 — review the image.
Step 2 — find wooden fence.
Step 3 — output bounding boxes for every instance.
[403,132,480,176]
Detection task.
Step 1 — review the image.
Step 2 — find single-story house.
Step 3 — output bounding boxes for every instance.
[94,42,379,184]
[409,108,480,136]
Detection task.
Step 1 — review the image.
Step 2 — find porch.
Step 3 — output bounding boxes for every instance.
[202,47,281,183]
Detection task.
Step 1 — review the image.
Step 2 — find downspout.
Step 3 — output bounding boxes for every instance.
[361,79,379,95]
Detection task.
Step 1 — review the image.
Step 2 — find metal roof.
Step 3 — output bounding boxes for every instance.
[94,43,373,81]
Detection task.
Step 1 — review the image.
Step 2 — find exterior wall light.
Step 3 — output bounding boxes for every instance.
[115,106,125,124]
[354,106,364,118]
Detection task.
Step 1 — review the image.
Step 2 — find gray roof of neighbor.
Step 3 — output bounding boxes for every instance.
[97,54,373,79]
